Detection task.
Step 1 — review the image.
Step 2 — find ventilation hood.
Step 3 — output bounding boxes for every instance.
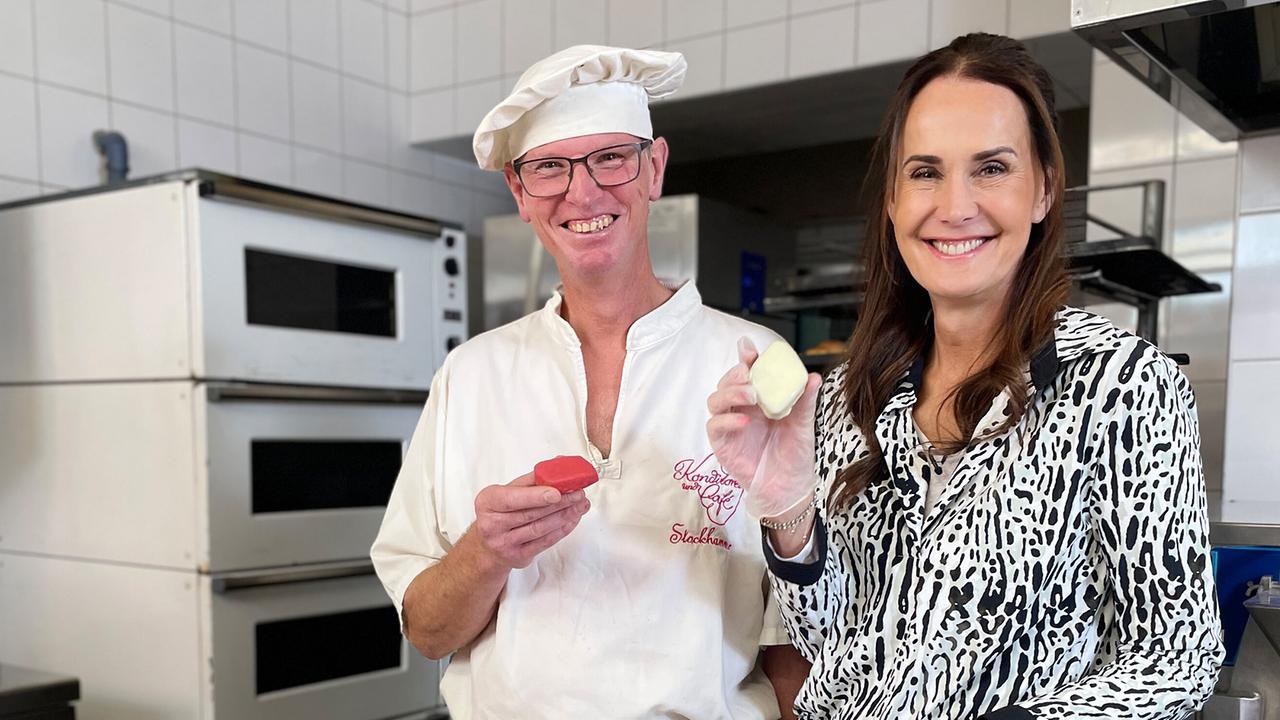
[1073,0,1280,140]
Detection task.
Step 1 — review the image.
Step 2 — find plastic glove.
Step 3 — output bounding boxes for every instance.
[706,337,821,519]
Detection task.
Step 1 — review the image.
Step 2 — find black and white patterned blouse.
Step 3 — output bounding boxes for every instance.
[765,307,1224,720]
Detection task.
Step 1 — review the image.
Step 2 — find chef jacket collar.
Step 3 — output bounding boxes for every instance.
[541,280,702,350]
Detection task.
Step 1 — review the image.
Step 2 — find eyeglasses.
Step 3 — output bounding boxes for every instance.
[512,140,653,198]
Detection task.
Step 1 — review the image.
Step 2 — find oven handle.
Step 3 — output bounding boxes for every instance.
[197,176,446,238]
[205,382,428,406]
[211,559,376,593]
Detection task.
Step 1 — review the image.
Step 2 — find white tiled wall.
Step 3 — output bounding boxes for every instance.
[1086,52,1241,491]
[1227,142,1280,503]
[0,0,513,238]
[408,0,1072,145]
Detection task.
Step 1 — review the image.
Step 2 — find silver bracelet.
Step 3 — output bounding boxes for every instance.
[759,495,818,533]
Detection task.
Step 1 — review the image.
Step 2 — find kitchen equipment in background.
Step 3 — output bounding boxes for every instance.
[0,171,459,720]
[0,664,80,720]
[0,170,466,389]
[480,194,796,332]
[1073,0,1280,142]
[1200,505,1280,720]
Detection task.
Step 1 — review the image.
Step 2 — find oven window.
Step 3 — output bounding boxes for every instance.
[251,440,401,514]
[244,248,397,337]
[256,605,402,695]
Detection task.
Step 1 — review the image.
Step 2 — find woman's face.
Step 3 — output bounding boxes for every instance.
[889,76,1050,308]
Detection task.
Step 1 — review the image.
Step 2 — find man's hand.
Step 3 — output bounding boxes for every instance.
[472,472,591,570]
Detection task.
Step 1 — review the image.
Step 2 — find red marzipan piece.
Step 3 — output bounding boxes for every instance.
[533,456,599,493]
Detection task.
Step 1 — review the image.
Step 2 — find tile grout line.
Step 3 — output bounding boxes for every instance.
[29,0,44,188]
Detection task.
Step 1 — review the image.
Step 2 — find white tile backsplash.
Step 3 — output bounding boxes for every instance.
[453,79,501,135]
[665,0,723,42]
[411,86,454,141]
[107,4,175,112]
[0,0,35,77]
[289,0,341,68]
[788,6,855,80]
[173,0,232,34]
[343,157,390,206]
[410,0,453,12]
[411,7,454,91]
[177,117,237,174]
[666,33,722,98]
[727,0,787,29]
[0,75,39,180]
[857,0,927,67]
[609,0,664,49]
[38,85,109,188]
[35,0,107,95]
[1009,0,1068,38]
[1089,56,1177,172]
[174,24,235,125]
[1224,359,1280,502]
[1230,211,1280,361]
[1172,155,1237,268]
[233,0,288,52]
[291,61,343,148]
[389,167,431,213]
[1175,111,1237,163]
[1240,134,1280,215]
[109,101,177,177]
[343,77,390,163]
[724,21,786,91]
[113,0,171,15]
[236,44,291,140]
[238,132,292,184]
[792,0,852,13]
[930,0,1008,49]
[388,10,409,91]
[341,0,387,84]
[456,0,501,84]
[554,0,606,47]
[504,0,553,76]
[291,145,344,196]
[0,177,41,203]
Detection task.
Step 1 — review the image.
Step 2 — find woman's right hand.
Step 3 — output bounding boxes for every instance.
[706,337,821,520]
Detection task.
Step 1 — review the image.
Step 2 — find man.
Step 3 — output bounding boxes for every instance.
[371,45,807,719]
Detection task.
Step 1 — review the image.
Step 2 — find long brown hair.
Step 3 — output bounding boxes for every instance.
[830,33,1069,510]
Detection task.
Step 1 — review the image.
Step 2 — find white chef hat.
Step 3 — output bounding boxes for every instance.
[472,45,686,171]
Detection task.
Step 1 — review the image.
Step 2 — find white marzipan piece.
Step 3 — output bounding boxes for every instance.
[749,340,808,420]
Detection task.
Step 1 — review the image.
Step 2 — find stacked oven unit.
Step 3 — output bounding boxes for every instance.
[0,171,463,720]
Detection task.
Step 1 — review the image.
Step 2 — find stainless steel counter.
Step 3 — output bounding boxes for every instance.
[1209,493,1280,547]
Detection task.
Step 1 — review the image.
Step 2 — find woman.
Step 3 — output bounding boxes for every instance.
[707,33,1223,719]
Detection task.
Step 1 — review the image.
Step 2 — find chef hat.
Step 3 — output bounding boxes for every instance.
[472,45,686,171]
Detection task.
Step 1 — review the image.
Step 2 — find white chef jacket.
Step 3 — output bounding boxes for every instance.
[371,281,789,720]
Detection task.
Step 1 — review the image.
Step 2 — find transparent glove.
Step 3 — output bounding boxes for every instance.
[706,337,821,519]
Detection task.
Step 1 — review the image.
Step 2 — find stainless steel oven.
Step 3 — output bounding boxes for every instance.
[203,563,438,720]
[0,170,467,389]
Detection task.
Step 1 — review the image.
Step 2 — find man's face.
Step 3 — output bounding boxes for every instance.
[503,132,669,279]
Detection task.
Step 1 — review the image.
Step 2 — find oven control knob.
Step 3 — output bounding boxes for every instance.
[444,257,460,276]
[447,336,461,351]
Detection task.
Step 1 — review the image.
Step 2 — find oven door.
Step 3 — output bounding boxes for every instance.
[204,563,439,720]
[193,191,440,390]
[202,384,425,573]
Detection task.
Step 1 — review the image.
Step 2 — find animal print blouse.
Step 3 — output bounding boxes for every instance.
[765,307,1224,720]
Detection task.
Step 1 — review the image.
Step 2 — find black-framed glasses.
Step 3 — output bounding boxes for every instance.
[512,140,653,198]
